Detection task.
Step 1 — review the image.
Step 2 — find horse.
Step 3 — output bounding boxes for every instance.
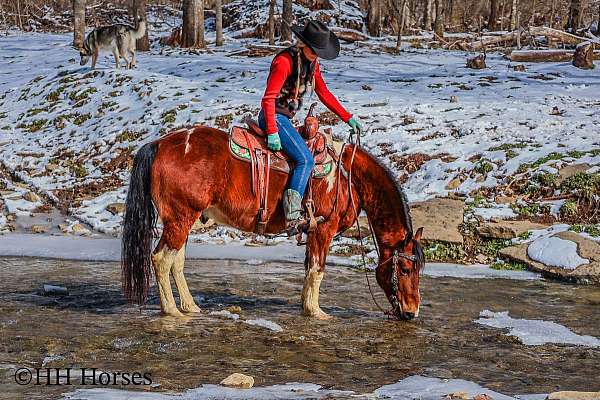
[121,124,425,320]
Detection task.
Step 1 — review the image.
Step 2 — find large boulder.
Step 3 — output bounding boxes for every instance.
[499,231,600,284]
[220,373,254,389]
[476,220,549,239]
[411,198,464,244]
[547,392,600,400]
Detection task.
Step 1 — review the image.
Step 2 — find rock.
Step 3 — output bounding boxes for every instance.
[192,217,215,230]
[411,198,464,244]
[557,163,590,185]
[445,177,462,190]
[547,392,600,400]
[499,232,600,284]
[71,223,91,235]
[449,95,459,103]
[226,305,242,314]
[494,195,517,205]
[445,392,470,400]
[23,191,41,203]
[476,220,549,239]
[43,284,68,295]
[474,395,494,400]
[220,373,254,389]
[30,225,49,234]
[106,203,125,216]
[45,163,59,172]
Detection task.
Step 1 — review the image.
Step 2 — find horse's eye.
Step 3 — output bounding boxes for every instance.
[400,268,411,276]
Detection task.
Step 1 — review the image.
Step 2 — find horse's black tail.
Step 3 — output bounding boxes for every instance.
[122,141,157,305]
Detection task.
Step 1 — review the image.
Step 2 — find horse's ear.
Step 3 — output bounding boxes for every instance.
[414,227,424,241]
[403,231,413,246]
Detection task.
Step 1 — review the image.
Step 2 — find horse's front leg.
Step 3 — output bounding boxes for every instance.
[302,226,336,320]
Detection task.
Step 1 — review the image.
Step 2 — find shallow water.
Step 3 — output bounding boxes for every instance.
[0,257,599,399]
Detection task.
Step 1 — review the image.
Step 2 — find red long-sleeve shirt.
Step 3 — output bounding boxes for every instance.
[260,52,352,134]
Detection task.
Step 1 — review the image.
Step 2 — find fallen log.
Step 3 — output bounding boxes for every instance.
[330,28,369,43]
[528,26,600,47]
[470,30,524,50]
[509,49,600,62]
[471,27,599,51]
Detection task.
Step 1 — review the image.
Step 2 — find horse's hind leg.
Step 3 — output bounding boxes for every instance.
[171,245,201,313]
[152,242,183,317]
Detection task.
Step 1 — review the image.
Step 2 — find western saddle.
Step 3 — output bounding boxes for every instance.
[229,103,335,235]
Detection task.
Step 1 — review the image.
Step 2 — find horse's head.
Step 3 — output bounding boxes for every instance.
[376,227,424,321]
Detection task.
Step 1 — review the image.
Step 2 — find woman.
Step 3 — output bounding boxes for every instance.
[259,20,362,229]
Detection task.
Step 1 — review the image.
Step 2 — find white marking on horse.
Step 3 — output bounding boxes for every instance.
[184,130,192,155]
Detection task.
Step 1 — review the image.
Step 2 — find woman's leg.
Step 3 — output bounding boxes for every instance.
[258,112,315,196]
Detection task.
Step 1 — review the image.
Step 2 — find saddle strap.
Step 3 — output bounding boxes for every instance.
[243,130,258,196]
[257,153,270,235]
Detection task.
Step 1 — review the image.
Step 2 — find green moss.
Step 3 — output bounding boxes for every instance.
[490,261,528,271]
[478,239,511,257]
[161,109,177,124]
[531,152,564,168]
[16,119,48,132]
[535,172,558,187]
[512,203,541,217]
[46,86,66,102]
[474,159,493,175]
[560,172,600,201]
[566,150,585,159]
[27,107,48,117]
[488,143,527,151]
[72,113,91,125]
[505,149,518,160]
[517,231,532,240]
[69,87,97,106]
[424,241,466,262]
[569,224,600,237]
[116,129,143,142]
[560,199,579,218]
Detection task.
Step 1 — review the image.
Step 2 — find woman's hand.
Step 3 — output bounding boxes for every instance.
[267,132,282,151]
[348,117,363,135]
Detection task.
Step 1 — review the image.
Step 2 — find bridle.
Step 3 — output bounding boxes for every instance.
[325,128,417,319]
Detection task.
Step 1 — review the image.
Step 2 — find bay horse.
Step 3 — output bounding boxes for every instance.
[121,125,424,320]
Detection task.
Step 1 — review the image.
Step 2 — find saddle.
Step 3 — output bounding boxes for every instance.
[228,104,335,235]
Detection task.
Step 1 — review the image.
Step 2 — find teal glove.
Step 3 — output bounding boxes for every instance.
[267,132,282,151]
[348,117,363,135]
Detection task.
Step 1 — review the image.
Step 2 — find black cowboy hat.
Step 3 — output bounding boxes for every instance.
[291,20,340,60]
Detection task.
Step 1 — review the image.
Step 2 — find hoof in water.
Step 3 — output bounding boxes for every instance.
[162,308,185,318]
[305,309,333,320]
[181,303,201,313]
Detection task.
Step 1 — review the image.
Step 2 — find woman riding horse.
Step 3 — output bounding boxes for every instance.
[259,20,363,230]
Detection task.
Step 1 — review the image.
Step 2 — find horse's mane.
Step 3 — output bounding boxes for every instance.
[355,146,425,270]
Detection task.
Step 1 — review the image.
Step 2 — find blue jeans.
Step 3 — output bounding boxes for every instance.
[258,111,315,196]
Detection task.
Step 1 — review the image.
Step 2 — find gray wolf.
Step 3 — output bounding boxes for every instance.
[79,19,146,69]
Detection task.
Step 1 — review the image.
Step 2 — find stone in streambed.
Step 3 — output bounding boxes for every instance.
[43,284,68,295]
[220,373,254,389]
[23,191,41,203]
[547,392,600,400]
[476,220,549,239]
[106,202,125,215]
[411,198,464,244]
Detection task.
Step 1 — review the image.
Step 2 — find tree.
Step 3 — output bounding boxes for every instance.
[182,0,204,48]
[434,0,445,38]
[489,0,499,30]
[396,0,408,49]
[282,0,293,43]
[510,0,518,30]
[73,0,85,48]
[566,0,584,32]
[423,0,433,30]
[215,0,223,46]
[132,0,149,51]
[367,0,382,37]
[268,0,276,45]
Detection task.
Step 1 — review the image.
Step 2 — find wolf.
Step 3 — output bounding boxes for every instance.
[79,19,146,69]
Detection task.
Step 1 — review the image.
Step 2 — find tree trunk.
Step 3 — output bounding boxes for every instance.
[281,0,293,43]
[396,0,408,49]
[566,0,583,32]
[434,0,445,38]
[196,0,205,48]
[367,0,382,37]
[509,0,518,30]
[573,42,595,69]
[268,0,275,45]
[489,0,499,31]
[423,0,433,30]
[132,0,149,51]
[215,0,223,46]
[73,0,85,48]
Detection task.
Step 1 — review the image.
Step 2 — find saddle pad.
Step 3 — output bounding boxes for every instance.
[229,126,333,178]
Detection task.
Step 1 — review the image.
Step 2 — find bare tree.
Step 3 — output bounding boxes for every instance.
[215,0,223,46]
[423,0,433,30]
[182,0,204,48]
[489,0,499,30]
[281,0,293,43]
[510,0,518,30]
[368,0,382,36]
[268,0,275,45]
[73,0,85,48]
[132,0,149,51]
[434,0,445,38]
[566,0,583,32]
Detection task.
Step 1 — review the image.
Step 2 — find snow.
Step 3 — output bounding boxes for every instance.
[473,204,518,221]
[209,310,240,321]
[423,263,540,280]
[244,318,283,332]
[475,310,600,347]
[527,236,589,269]
[62,375,547,400]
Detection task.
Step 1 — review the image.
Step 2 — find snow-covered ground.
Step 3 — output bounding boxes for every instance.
[476,310,600,347]
[0,32,599,234]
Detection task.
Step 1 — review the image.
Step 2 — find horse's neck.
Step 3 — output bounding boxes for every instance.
[344,146,411,250]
